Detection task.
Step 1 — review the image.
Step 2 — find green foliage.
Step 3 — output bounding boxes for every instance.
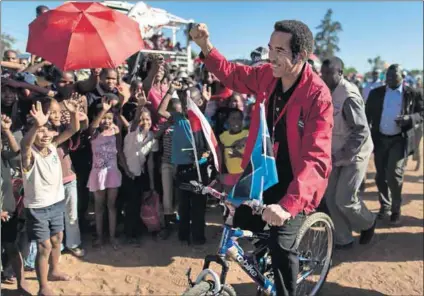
[367,55,385,71]
[0,33,16,57]
[314,9,343,60]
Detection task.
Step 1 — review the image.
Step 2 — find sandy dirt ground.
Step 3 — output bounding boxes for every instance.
[2,145,423,296]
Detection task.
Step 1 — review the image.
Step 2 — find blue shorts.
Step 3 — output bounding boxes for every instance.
[25,200,65,243]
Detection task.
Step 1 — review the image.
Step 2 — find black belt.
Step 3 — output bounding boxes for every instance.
[380,133,402,138]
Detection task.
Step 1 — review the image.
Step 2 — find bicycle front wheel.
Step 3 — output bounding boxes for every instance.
[295,212,334,296]
[182,281,237,296]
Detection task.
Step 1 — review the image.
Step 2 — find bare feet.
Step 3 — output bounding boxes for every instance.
[18,280,32,296]
[38,286,55,296]
[47,271,71,282]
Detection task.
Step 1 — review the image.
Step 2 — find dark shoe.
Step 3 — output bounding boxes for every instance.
[377,209,392,220]
[335,241,354,250]
[390,213,401,226]
[359,182,366,193]
[178,234,189,242]
[359,220,376,245]
[158,227,172,240]
[191,238,206,245]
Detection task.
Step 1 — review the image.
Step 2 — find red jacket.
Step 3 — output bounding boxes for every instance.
[203,48,333,217]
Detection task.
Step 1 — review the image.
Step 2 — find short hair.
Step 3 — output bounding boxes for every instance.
[130,79,143,92]
[36,5,49,15]
[227,108,244,120]
[322,56,344,73]
[387,64,402,73]
[4,49,17,57]
[274,20,314,61]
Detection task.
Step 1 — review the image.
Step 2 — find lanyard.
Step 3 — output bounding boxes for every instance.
[271,93,294,143]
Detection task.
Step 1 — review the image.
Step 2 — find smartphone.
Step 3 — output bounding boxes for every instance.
[187,22,196,41]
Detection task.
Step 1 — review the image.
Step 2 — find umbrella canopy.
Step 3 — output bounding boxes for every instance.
[26,2,144,71]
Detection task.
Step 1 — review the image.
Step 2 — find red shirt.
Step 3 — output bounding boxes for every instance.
[202,48,333,217]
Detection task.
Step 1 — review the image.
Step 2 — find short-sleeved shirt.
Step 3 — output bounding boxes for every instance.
[171,112,194,165]
[220,129,249,174]
[123,126,159,176]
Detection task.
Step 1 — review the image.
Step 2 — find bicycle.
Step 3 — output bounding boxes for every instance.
[180,181,335,296]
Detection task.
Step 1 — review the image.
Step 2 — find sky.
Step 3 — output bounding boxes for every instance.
[1,1,423,73]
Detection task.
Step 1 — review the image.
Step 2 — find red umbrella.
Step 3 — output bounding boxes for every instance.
[26,2,144,71]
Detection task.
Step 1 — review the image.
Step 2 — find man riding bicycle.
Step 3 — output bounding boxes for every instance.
[190,20,333,296]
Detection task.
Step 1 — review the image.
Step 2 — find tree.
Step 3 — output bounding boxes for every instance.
[409,69,423,77]
[314,9,343,60]
[367,56,386,71]
[0,33,16,57]
[344,66,358,76]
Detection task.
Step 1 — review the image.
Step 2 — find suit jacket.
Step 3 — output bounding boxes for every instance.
[365,85,424,155]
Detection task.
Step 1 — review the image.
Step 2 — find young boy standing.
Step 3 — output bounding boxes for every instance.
[21,101,80,296]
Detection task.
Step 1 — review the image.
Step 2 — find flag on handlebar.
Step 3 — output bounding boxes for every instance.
[226,103,278,206]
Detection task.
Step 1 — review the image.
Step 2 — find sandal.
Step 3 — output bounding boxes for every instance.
[68,247,86,258]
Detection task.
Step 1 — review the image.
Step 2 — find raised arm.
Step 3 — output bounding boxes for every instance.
[74,69,101,94]
[190,23,262,95]
[20,102,50,171]
[22,60,50,74]
[88,97,111,137]
[53,100,81,146]
[158,81,182,119]
[1,115,20,155]
[142,55,164,96]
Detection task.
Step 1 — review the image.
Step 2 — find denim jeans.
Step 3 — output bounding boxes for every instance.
[161,163,176,215]
[63,180,82,249]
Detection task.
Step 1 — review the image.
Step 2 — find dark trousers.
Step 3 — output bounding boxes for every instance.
[122,173,149,238]
[175,164,207,243]
[233,206,305,296]
[269,213,305,296]
[374,134,407,215]
[70,146,91,231]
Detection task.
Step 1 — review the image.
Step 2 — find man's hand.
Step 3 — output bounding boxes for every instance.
[171,81,183,91]
[395,115,412,127]
[151,54,165,74]
[262,204,291,227]
[1,211,10,222]
[228,147,243,158]
[1,114,13,131]
[189,23,213,53]
[202,84,212,101]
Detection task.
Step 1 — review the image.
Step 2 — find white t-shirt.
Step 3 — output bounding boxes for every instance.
[22,144,65,209]
[123,125,158,176]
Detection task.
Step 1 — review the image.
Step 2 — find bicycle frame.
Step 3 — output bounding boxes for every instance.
[198,224,276,296]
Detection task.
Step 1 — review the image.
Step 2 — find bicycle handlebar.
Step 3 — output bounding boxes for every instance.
[181,180,267,216]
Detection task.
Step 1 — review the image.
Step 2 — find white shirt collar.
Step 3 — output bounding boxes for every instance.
[386,83,403,93]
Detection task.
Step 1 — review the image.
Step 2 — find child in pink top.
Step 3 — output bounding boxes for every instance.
[87,97,133,249]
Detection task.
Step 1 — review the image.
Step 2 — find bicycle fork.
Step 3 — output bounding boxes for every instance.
[226,245,276,296]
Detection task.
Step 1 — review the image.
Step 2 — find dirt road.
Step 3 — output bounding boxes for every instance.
[2,151,423,296]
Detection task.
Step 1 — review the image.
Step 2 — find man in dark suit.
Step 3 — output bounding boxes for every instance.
[366,64,423,225]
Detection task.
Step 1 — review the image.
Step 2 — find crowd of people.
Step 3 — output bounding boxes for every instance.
[1,4,423,296]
